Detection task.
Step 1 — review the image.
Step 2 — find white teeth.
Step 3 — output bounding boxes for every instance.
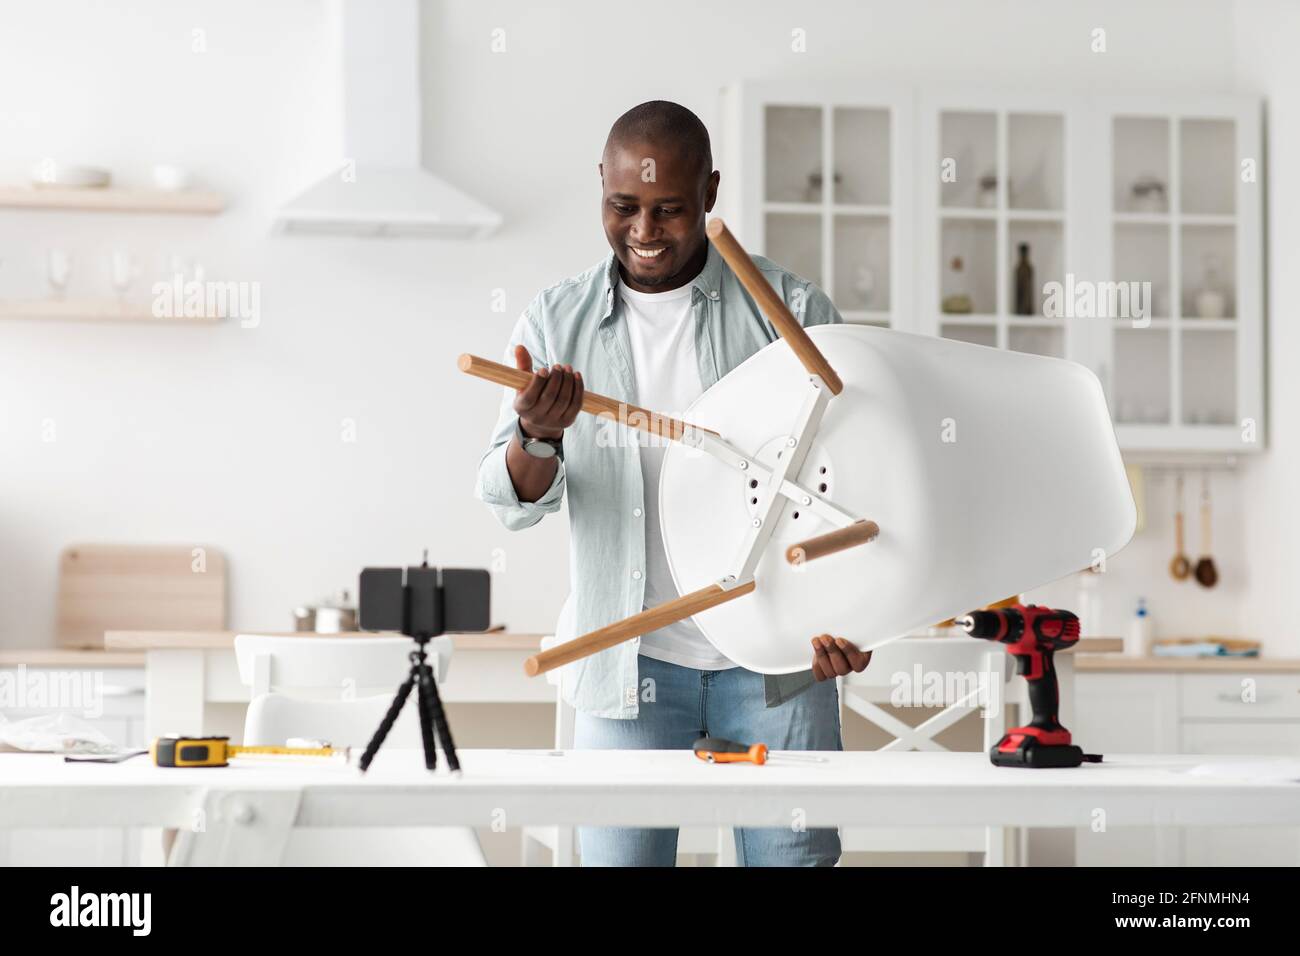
[631,247,665,259]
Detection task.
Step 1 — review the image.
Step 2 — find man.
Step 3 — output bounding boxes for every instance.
[475,101,871,866]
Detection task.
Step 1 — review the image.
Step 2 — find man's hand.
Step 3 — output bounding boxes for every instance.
[810,634,872,681]
[512,344,584,439]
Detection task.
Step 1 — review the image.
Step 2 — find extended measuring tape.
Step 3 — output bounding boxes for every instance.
[149,735,345,768]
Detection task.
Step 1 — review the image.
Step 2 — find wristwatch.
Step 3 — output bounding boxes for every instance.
[516,418,564,460]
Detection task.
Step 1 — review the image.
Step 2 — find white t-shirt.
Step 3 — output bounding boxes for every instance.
[619,279,736,671]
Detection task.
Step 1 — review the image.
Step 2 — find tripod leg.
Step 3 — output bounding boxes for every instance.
[358,674,416,773]
[419,662,461,773]
[415,663,438,771]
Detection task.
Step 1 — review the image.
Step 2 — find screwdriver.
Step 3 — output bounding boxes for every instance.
[692,736,828,765]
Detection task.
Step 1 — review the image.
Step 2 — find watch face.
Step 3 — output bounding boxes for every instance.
[524,438,558,459]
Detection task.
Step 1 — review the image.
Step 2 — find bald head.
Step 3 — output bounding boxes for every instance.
[599,100,719,293]
[602,100,713,179]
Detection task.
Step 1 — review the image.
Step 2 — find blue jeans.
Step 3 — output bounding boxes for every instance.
[573,654,842,866]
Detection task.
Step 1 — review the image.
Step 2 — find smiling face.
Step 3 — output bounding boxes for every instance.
[600,140,719,293]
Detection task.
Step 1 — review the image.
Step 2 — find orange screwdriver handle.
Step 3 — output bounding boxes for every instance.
[694,743,768,765]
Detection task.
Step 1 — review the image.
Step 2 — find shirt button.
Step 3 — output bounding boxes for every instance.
[631,570,642,580]
[633,507,642,517]
[709,290,719,300]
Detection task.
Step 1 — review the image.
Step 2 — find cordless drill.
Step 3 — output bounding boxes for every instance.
[956,604,1101,769]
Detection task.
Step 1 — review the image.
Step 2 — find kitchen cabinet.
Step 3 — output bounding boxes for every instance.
[1073,666,1300,866]
[725,84,1265,455]
[918,91,1076,363]
[918,91,1263,455]
[1070,671,1179,867]
[1092,97,1264,454]
[720,80,914,328]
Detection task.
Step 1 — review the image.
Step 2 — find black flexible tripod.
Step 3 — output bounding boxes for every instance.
[358,635,459,774]
[356,558,489,774]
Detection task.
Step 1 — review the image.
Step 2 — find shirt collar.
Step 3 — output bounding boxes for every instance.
[599,240,725,325]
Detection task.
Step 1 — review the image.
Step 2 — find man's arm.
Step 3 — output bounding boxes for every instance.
[474,310,583,531]
[504,343,579,503]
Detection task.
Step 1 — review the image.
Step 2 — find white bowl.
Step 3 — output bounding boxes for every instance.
[30,161,111,188]
[150,164,191,192]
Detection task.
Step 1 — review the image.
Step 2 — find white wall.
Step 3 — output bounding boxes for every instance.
[1,0,1276,650]
[1233,0,1300,649]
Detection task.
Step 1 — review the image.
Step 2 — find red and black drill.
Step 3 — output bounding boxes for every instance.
[955,604,1102,769]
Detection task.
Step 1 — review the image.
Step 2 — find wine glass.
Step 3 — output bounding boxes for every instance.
[47,249,72,299]
[110,250,136,301]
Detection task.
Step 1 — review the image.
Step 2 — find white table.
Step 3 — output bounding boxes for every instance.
[2,750,1296,866]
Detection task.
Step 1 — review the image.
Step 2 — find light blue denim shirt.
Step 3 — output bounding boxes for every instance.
[474,242,844,718]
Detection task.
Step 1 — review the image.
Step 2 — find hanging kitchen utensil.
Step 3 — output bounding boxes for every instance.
[459,219,1138,676]
[1170,473,1192,581]
[1194,474,1219,588]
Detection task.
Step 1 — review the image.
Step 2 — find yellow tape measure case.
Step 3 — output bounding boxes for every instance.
[151,735,230,767]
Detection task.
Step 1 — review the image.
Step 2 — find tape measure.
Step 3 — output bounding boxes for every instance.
[149,735,345,768]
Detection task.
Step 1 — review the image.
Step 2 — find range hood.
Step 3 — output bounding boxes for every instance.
[274,0,501,238]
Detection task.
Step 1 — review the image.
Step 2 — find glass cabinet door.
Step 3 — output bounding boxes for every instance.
[761,100,897,325]
[1108,110,1251,447]
[929,104,1068,358]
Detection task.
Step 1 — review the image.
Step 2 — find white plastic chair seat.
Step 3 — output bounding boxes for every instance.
[660,325,1135,673]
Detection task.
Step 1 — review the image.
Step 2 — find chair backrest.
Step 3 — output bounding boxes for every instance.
[244,692,423,748]
[233,633,452,698]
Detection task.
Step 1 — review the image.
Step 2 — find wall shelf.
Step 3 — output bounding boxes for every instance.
[1007,209,1065,223]
[940,208,998,220]
[1007,316,1064,328]
[0,185,225,215]
[938,313,998,325]
[0,299,221,324]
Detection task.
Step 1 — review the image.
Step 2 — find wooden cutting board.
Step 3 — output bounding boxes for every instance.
[56,544,227,648]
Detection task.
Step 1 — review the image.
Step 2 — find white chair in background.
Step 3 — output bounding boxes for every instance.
[233,634,486,867]
[839,635,1015,866]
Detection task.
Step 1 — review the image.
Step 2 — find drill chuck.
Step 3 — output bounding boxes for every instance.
[956,609,1021,641]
